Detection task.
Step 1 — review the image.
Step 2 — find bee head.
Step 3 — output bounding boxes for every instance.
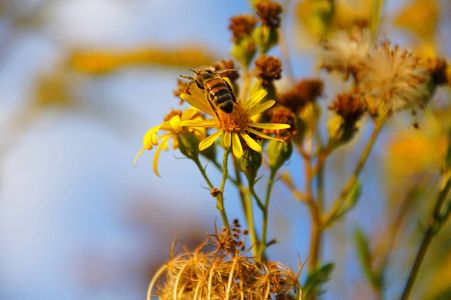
[189,66,217,86]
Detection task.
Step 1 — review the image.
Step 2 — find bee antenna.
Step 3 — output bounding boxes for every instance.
[189,69,199,75]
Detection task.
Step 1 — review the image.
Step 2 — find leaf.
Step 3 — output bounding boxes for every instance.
[355,228,383,290]
[302,263,334,299]
[334,181,362,222]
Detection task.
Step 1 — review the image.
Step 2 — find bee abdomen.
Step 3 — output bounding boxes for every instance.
[207,79,234,113]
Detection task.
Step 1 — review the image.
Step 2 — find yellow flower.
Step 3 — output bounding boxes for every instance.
[180,88,290,158]
[134,107,205,176]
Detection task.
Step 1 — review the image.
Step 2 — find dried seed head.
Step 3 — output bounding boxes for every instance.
[266,106,297,141]
[255,55,282,85]
[173,79,190,105]
[213,59,240,81]
[163,109,182,122]
[229,14,259,43]
[278,79,324,113]
[425,57,448,86]
[329,90,367,125]
[210,188,221,197]
[256,0,283,29]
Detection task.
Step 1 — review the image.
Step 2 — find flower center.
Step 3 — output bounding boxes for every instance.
[218,104,251,132]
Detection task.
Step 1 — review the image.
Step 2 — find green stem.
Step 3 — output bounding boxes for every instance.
[232,157,259,257]
[400,178,451,300]
[260,170,277,257]
[193,156,230,232]
[324,117,387,226]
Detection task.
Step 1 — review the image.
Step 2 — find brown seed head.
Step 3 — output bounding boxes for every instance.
[256,0,283,29]
[425,57,448,86]
[229,14,259,43]
[265,106,297,141]
[255,55,282,85]
[329,90,367,124]
[210,188,221,197]
[173,79,190,105]
[278,79,324,113]
[213,59,240,81]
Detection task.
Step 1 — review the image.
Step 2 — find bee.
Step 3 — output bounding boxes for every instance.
[180,66,238,114]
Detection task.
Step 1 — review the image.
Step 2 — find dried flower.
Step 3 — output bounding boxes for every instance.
[255,55,282,86]
[425,57,448,86]
[213,59,240,82]
[255,0,283,29]
[147,223,301,300]
[278,79,324,114]
[319,28,373,80]
[329,90,367,125]
[229,14,259,43]
[360,42,432,114]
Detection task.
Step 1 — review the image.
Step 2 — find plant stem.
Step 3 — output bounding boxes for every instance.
[400,178,451,300]
[260,170,277,257]
[193,155,230,232]
[324,117,386,226]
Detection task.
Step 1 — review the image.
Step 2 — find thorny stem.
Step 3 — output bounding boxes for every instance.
[193,155,230,232]
[324,116,387,226]
[400,178,451,300]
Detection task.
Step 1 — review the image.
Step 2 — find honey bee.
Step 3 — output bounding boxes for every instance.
[180,66,238,114]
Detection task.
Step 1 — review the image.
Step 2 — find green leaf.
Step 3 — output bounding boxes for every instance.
[303,263,334,299]
[331,181,362,225]
[355,228,382,290]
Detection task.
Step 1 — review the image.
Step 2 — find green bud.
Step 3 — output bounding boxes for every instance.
[177,132,199,160]
[250,81,276,103]
[231,37,257,70]
[267,140,293,173]
[237,149,262,185]
[313,0,335,37]
[253,26,279,54]
[327,115,356,149]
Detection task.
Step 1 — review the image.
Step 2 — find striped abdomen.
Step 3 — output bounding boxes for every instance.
[205,78,235,113]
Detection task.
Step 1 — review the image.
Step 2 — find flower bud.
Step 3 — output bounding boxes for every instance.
[237,149,262,185]
[177,132,199,160]
[253,25,279,54]
[267,140,293,173]
[327,115,355,148]
[231,37,257,69]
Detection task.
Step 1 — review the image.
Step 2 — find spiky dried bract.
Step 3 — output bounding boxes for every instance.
[213,60,240,82]
[229,15,259,43]
[255,0,283,29]
[278,79,324,114]
[255,55,282,85]
[319,28,373,79]
[148,221,301,299]
[360,42,432,114]
[173,79,190,101]
[329,90,367,125]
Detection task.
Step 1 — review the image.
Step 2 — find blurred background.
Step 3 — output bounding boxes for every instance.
[0,0,450,299]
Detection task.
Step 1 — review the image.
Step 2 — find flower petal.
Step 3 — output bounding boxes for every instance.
[169,115,182,133]
[240,132,262,152]
[247,100,276,117]
[181,119,218,128]
[181,90,216,117]
[249,123,291,130]
[247,128,284,142]
[181,107,200,120]
[199,130,223,151]
[223,131,232,148]
[232,133,243,158]
[244,89,267,110]
[153,138,169,177]
[134,147,146,166]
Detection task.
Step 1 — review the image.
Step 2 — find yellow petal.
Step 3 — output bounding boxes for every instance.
[240,132,262,152]
[169,115,182,133]
[232,133,243,158]
[247,128,284,142]
[134,147,146,166]
[143,125,161,148]
[199,130,222,151]
[153,138,169,177]
[244,90,267,110]
[223,131,232,148]
[181,91,216,117]
[247,100,276,117]
[181,107,200,120]
[249,123,290,130]
[181,119,218,128]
